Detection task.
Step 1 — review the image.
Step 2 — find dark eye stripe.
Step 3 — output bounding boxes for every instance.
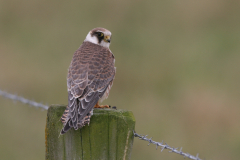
[93,32,104,44]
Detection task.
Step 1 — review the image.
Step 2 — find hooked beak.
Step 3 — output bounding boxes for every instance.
[104,35,111,43]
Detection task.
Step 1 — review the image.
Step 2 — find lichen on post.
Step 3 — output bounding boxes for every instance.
[45,105,135,160]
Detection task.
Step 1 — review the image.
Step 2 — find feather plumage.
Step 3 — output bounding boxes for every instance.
[60,29,115,135]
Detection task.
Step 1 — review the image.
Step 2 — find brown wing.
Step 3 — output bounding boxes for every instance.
[60,42,115,134]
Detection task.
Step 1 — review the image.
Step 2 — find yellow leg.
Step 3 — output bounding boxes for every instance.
[94,101,110,108]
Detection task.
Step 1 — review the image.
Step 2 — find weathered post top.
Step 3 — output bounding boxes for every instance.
[45,105,135,160]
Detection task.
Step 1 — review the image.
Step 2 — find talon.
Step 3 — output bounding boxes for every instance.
[94,101,110,108]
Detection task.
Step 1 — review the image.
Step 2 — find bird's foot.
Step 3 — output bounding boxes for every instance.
[94,102,110,108]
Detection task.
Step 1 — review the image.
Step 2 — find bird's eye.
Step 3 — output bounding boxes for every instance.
[97,32,103,37]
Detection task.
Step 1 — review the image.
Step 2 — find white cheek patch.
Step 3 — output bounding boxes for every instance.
[100,41,110,48]
[84,32,99,45]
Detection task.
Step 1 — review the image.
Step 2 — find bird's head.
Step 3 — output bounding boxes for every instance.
[85,27,112,48]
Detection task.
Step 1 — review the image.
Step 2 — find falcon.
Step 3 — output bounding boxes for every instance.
[60,28,116,135]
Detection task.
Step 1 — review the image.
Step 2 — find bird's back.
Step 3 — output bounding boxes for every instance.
[61,41,115,135]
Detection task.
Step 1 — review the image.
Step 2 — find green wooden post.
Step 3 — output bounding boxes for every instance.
[45,105,135,160]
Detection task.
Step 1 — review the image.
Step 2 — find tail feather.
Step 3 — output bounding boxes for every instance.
[60,96,96,135]
[60,109,94,135]
[60,106,69,125]
[60,120,72,135]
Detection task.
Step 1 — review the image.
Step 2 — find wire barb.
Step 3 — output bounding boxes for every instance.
[0,89,48,110]
[133,131,202,160]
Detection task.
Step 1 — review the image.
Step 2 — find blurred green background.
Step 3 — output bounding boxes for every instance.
[0,0,240,159]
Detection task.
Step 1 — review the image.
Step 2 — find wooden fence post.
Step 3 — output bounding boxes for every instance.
[45,105,135,160]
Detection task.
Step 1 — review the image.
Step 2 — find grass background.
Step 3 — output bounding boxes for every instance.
[0,0,240,159]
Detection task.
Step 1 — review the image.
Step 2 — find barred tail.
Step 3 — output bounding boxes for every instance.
[60,106,93,135]
[60,106,72,135]
[60,106,69,124]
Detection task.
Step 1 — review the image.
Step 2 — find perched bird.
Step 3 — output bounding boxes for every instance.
[60,28,116,135]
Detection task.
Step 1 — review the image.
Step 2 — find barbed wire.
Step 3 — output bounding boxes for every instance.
[0,89,48,110]
[134,132,203,160]
[0,89,204,160]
